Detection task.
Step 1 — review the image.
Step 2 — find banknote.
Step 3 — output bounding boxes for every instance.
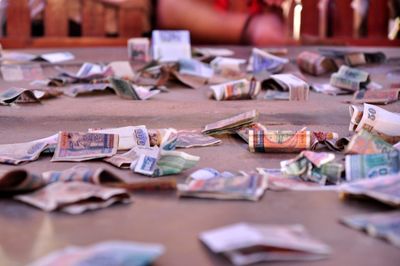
[0,88,41,105]
[131,146,160,176]
[52,132,118,162]
[202,110,259,135]
[345,150,400,181]
[352,89,400,104]
[210,57,246,74]
[104,146,145,168]
[109,78,160,100]
[89,125,150,150]
[29,241,164,266]
[263,90,289,100]
[194,47,234,57]
[210,78,260,101]
[349,104,364,131]
[261,74,310,101]
[236,123,268,143]
[154,149,200,176]
[179,58,214,78]
[0,169,46,194]
[15,181,131,214]
[319,49,386,66]
[148,128,178,150]
[297,51,336,76]
[200,223,331,265]
[346,130,396,154]
[176,130,221,148]
[108,61,135,80]
[312,83,351,96]
[0,134,58,165]
[63,83,112,97]
[1,63,44,81]
[42,165,125,185]
[330,66,369,91]
[249,48,289,74]
[152,30,191,62]
[249,130,311,153]
[178,173,267,201]
[187,168,235,182]
[353,103,400,143]
[128,37,151,61]
[57,63,111,80]
[340,174,400,207]
[1,51,74,63]
[340,211,400,248]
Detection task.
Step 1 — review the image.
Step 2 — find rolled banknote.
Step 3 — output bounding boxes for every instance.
[346,130,396,154]
[345,150,400,181]
[297,51,336,76]
[209,78,260,101]
[349,104,364,131]
[249,48,289,74]
[353,103,400,143]
[15,181,131,214]
[52,132,119,162]
[249,130,311,153]
[202,110,259,135]
[0,169,46,194]
[236,123,268,143]
[261,74,310,101]
[330,66,370,91]
[0,134,58,165]
[352,89,400,105]
[89,125,149,150]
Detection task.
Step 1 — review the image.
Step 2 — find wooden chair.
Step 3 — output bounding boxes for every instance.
[1,0,149,48]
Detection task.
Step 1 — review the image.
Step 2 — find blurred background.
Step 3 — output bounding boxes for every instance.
[0,0,399,48]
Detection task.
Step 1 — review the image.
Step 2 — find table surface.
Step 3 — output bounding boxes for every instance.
[0,46,399,266]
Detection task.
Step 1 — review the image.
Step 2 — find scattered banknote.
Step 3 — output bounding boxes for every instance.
[52,132,118,162]
[210,57,246,76]
[249,48,289,74]
[1,51,74,63]
[352,89,400,104]
[202,110,259,135]
[42,165,125,185]
[281,151,343,185]
[15,181,131,214]
[0,134,58,165]
[57,62,112,80]
[312,83,352,96]
[0,169,46,194]
[236,123,267,143]
[63,83,112,97]
[248,129,338,153]
[179,58,214,78]
[297,51,336,76]
[186,168,235,182]
[176,130,221,148]
[340,211,400,248]
[345,150,400,181]
[340,174,400,207]
[346,130,396,154]
[200,223,331,265]
[109,78,160,100]
[108,61,136,80]
[128,37,150,61]
[262,74,310,101]
[349,104,364,131]
[330,66,370,91]
[209,78,260,101]
[89,125,150,150]
[152,30,191,62]
[1,63,44,81]
[352,103,400,143]
[104,146,152,169]
[29,241,165,266]
[153,149,200,177]
[178,173,267,201]
[319,49,386,66]
[194,47,234,57]
[148,128,178,150]
[131,146,160,176]
[0,88,44,105]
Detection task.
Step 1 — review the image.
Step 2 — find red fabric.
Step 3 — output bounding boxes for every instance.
[214,0,263,14]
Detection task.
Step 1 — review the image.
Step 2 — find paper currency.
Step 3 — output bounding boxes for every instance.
[89,125,150,150]
[346,130,396,154]
[194,47,234,57]
[109,78,160,100]
[152,30,191,62]
[263,90,289,100]
[179,58,214,78]
[154,149,200,177]
[330,65,370,91]
[187,168,235,182]
[262,74,310,101]
[29,241,164,266]
[178,173,267,201]
[148,128,178,150]
[15,181,131,214]
[200,223,331,265]
[176,130,221,148]
[249,130,311,153]
[353,103,400,143]
[131,146,160,176]
[128,37,150,61]
[104,146,148,168]
[319,49,386,66]
[1,51,74,63]
[108,61,135,80]
[345,151,400,181]
[312,83,352,96]
[202,110,259,135]
[56,63,111,80]
[52,132,118,162]
[341,211,400,248]
[210,78,260,101]
[0,169,46,194]
[42,165,125,185]
[297,51,336,76]
[210,57,246,75]
[0,134,58,165]
[1,64,44,81]
[63,83,111,97]
[249,48,289,74]
[352,89,400,104]
[0,88,41,105]
[340,173,400,206]
[349,104,364,131]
